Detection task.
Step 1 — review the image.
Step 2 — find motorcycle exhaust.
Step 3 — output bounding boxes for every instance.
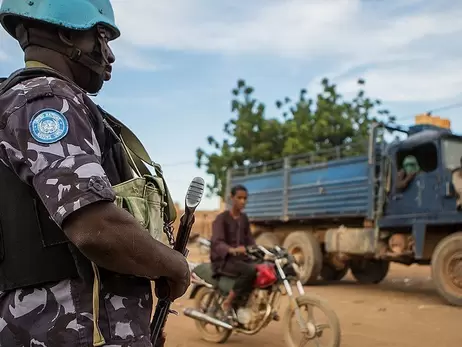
[183,308,233,330]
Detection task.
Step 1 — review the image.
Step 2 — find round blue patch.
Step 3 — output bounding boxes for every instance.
[29,109,69,144]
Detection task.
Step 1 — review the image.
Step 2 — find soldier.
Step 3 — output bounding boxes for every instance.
[0,1,189,346]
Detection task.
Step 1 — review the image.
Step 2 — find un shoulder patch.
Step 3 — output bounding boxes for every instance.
[29,108,69,144]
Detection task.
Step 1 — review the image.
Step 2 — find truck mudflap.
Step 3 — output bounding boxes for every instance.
[325,225,376,254]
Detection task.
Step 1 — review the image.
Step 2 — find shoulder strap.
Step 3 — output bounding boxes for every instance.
[97,107,177,223]
[101,110,161,174]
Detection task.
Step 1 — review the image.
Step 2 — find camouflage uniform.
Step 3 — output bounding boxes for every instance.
[0,76,154,346]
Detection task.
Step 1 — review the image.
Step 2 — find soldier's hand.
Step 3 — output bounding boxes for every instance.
[156,250,190,301]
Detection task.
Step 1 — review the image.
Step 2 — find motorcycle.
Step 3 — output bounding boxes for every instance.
[183,244,341,347]
[197,236,211,255]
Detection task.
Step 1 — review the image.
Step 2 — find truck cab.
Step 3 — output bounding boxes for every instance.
[382,125,462,221]
[370,119,462,306]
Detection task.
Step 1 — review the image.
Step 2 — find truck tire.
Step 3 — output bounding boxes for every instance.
[431,232,462,306]
[282,231,323,284]
[350,259,389,284]
[255,232,279,248]
[320,262,349,281]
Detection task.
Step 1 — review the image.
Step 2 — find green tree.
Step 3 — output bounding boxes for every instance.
[196,78,394,198]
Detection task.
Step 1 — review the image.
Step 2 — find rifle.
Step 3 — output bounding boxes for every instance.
[150,176,205,346]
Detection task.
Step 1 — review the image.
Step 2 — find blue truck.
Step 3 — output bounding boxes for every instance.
[227,116,462,306]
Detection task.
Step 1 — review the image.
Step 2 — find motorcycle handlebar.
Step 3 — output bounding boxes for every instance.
[245,245,279,258]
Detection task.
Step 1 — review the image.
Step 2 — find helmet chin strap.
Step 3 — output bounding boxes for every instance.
[17,24,106,76]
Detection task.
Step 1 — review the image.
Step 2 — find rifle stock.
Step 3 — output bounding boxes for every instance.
[150,177,205,346]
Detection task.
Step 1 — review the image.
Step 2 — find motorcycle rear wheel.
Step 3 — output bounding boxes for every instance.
[194,287,232,343]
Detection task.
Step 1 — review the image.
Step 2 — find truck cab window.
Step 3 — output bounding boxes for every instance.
[394,143,437,192]
[396,142,438,173]
[442,138,462,171]
[443,138,462,210]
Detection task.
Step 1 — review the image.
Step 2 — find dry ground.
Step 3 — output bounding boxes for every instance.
[162,246,461,347]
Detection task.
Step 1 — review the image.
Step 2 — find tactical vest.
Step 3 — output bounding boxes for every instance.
[0,67,177,345]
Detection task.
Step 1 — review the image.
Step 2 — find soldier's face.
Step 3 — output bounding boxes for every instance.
[70,27,116,81]
[96,26,116,82]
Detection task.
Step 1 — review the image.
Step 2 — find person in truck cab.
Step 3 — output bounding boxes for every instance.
[396,155,420,192]
[210,184,257,311]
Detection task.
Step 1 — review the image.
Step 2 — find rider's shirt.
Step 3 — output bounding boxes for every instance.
[210,211,256,274]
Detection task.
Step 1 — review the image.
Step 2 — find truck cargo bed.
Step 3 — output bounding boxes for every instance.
[230,155,371,222]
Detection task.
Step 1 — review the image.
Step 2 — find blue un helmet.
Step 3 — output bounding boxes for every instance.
[0,0,120,92]
[0,0,120,40]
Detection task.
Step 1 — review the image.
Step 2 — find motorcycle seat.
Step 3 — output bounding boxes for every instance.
[192,263,235,294]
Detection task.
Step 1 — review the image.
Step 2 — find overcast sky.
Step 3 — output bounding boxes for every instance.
[1,0,461,210]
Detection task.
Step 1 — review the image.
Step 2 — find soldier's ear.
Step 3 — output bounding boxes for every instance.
[58,29,74,47]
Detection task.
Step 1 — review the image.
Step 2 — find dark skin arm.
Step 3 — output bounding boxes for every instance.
[62,200,190,300]
[396,169,416,191]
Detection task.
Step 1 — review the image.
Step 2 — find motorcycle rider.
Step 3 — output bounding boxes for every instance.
[210,184,257,311]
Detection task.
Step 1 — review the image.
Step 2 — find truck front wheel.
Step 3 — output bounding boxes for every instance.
[431,232,462,306]
[350,259,389,284]
[282,231,323,284]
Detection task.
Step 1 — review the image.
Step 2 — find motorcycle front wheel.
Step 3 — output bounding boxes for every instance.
[194,287,232,343]
[283,294,341,347]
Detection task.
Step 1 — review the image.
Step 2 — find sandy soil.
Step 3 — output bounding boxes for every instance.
[162,247,461,347]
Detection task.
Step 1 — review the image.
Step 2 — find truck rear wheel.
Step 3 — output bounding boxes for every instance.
[283,231,323,284]
[320,263,348,281]
[350,259,389,284]
[255,232,279,248]
[431,232,462,306]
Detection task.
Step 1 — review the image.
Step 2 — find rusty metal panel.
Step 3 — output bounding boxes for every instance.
[325,226,376,254]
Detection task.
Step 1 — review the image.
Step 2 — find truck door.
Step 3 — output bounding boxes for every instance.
[386,142,441,216]
[441,137,462,211]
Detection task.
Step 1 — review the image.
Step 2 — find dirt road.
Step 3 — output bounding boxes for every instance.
[163,248,461,347]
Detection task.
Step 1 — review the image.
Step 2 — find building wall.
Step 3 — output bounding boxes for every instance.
[171,200,225,240]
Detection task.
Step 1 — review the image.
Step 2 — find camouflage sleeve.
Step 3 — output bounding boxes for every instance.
[2,95,116,227]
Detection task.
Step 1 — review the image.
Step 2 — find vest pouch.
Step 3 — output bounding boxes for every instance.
[112,175,168,243]
[93,175,168,345]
